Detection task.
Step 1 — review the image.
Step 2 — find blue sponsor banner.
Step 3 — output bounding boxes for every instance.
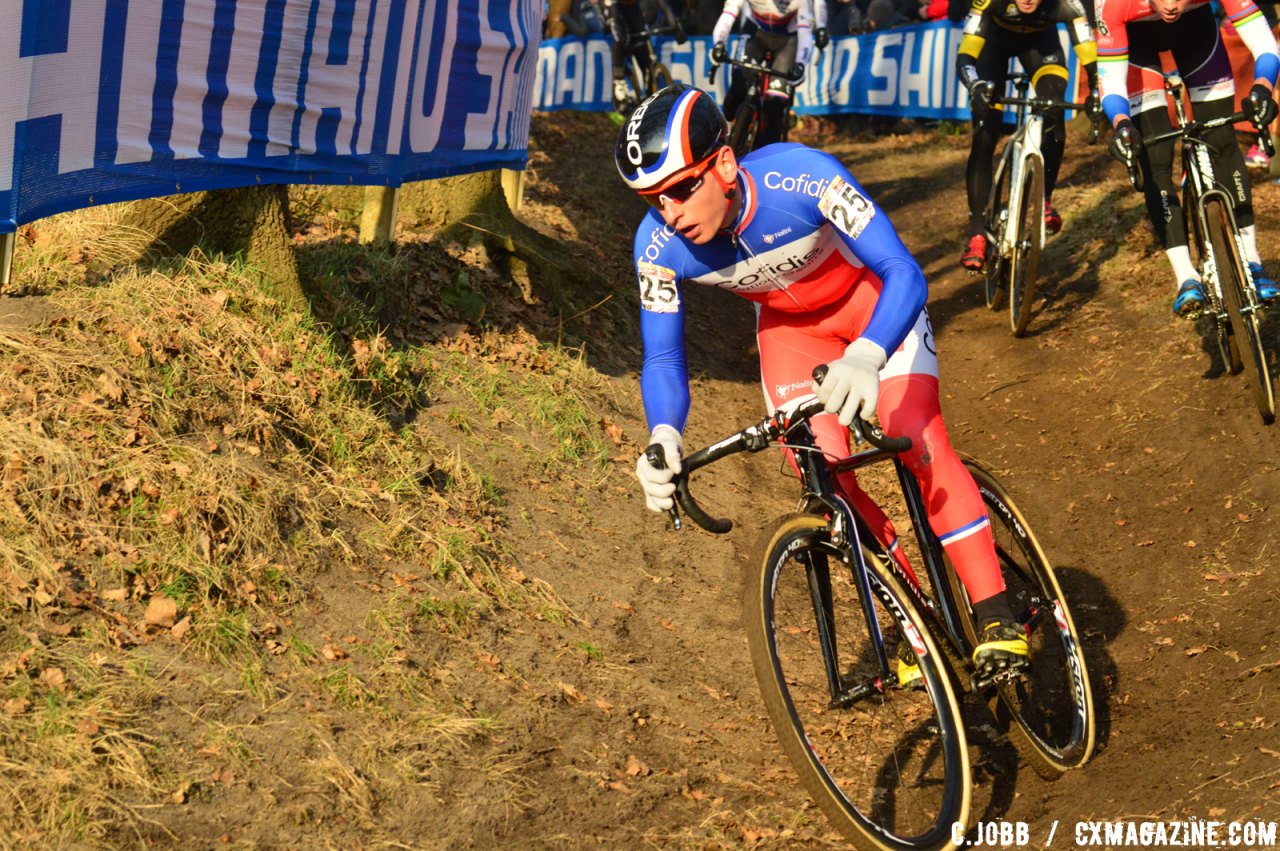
[533,23,1079,121]
[0,0,543,232]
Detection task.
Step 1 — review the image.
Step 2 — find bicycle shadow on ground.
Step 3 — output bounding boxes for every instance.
[963,565,1125,829]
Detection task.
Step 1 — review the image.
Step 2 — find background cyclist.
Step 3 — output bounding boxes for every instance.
[1098,0,1280,316]
[956,0,1100,274]
[710,0,829,149]
[616,84,1030,678]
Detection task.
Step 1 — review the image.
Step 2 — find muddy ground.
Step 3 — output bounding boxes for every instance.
[9,106,1279,849]
[456,109,1280,847]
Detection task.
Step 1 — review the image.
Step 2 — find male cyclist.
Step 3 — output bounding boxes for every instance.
[956,0,1101,273]
[607,0,687,109]
[1098,0,1280,316]
[710,0,829,149]
[617,84,1029,679]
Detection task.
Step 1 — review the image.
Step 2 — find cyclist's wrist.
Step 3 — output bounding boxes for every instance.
[649,424,683,446]
[843,338,888,369]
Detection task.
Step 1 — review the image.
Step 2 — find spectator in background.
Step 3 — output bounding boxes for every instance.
[560,0,607,35]
[918,0,952,21]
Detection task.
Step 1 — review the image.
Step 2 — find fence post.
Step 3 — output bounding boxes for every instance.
[359,186,399,245]
[501,169,526,212]
[0,232,13,287]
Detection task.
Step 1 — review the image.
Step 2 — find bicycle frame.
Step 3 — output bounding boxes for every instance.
[987,77,1046,265]
[666,401,980,701]
[714,48,805,156]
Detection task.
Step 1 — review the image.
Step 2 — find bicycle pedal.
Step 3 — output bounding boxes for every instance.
[973,660,1030,690]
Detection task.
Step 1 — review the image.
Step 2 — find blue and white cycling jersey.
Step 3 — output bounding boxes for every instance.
[633,143,928,433]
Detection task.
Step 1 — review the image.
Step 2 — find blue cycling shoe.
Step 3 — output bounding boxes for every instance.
[1173,279,1206,318]
[1248,262,1280,302]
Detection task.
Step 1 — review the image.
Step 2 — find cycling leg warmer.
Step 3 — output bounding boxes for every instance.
[967,112,1003,234]
[1199,96,1253,229]
[877,374,1005,604]
[1033,74,1067,201]
[1133,106,1184,249]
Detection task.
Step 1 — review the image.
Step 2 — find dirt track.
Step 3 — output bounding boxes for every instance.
[466,110,1280,847]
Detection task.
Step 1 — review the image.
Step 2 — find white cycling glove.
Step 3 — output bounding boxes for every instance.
[796,28,814,70]
[635,425,683,513]
[815,338,887,427]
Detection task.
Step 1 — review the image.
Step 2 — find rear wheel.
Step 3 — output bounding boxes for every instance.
[1206,198,1276,423]
[1009,155,1044,337]
[984,153,1013,310]
[952,462,1096,778]
[744,513,970,849]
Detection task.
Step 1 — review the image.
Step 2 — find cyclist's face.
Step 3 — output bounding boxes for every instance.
[649,148,737,244]
[1151,0,1188,21]
[1013,0,1041,13]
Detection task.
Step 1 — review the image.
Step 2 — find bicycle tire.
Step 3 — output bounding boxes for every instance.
[1009,156,1044,337]
[744,513,971,850]
[950,461,1096,778]
[1205,198,1277,423]
[984,153,1013,311]
[612,57,647,115]
[728,101,758,158]
[646,61,673,96]
[1185,183,1238,373]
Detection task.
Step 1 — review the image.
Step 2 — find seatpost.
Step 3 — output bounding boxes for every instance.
[1012,74,1032,126]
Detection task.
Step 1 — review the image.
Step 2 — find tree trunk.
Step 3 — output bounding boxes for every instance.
[95,185,303,305]
[398,171,595,315]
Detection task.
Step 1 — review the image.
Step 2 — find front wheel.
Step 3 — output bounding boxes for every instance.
[646,61,673,96]
[956,461,1096,778]
[1205,198,1276,424]
[612,56,647,114]
[744,513,971,850]
[1186,185,1239,373]
[1009,156,1044,337]
[728,101,758,159]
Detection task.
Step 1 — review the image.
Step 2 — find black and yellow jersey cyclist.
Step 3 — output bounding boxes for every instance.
[956,0,1100,273]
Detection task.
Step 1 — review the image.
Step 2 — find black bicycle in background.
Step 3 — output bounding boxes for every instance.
[607,0,685,115]
[646,368,1095,850]
[709,52,806,157]
[1124,72,1276,424]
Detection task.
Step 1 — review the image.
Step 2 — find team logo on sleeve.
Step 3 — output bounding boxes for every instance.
[818,176,876,240]
[638,261,680,313]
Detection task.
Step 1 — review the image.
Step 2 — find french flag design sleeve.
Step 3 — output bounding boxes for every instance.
[634,212,693,435]
[812,162,928,353]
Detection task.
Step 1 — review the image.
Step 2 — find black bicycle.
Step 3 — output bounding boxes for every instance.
[981,72,1102,336]
[609,6,683,115]
[1124,72,1276,424]
[647,377,1095,849]
[710,52,806,157]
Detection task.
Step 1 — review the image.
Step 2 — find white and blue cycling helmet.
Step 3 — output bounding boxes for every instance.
[614,84,729,192]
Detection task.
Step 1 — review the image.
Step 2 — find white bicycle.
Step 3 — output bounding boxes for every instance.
[982,72,1101,336]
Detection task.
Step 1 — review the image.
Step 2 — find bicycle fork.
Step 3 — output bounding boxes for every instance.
[1000,117,1046,261]
[802,494,902,707]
